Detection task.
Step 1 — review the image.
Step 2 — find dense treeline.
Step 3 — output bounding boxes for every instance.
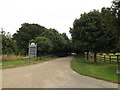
[1,24,71,56]
[70,0,120,62]
[1,30,18,54]
[1,0,120,59]
[1,23,72,56]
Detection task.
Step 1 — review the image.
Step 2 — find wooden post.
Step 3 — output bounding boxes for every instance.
[109,55,111,63]
[104,55,105,62]
[94,52,97,62]
[117,55,119,64]
[100,55,101,61]
[86,52,89,60]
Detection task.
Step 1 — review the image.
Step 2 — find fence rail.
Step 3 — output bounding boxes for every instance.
[97,55,120,64]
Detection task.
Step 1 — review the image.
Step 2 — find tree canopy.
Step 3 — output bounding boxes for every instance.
[35,36,53,55]
[70,10,118,62]
[13,23,47,55]
[12,23,71,56]
[1,30,18,54]
[41,29,68,56]
[2,0,119,59]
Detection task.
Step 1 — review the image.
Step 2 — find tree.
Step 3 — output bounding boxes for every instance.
[1,30,18,54]
[61,33,72,56]
[112,0,120,52]
[101,7,118,53]
[41,28,67,56]
[35,37,53,55]
[70,10,117,62]
[112,0,120,19]
[13,23,46,55]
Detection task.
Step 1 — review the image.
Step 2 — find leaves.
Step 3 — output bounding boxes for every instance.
[70,9,118,62]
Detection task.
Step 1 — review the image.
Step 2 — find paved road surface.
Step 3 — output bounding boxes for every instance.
[2,57,118,88]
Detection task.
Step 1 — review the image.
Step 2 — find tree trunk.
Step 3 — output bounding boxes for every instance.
[86,52,89,60]
[94,52,97,62]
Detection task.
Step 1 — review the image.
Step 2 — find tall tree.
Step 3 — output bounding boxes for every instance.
[61,33,72,56]
[1,30,18,54]
[112,0,120,52]
[70,10,117,62]
[41,29,67,56]
[13,23,46,55]
[35,37,53,55]
[101,7,118,53]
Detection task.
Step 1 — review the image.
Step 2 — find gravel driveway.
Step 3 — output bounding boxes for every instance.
[2,56,118,88]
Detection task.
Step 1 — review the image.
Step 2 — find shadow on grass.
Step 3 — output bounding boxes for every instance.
[71,56,119,83]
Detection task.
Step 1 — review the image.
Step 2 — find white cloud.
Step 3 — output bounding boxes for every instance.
[0,0,113,38]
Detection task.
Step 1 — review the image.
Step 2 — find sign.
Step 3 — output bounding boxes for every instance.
[117,69,120,74]
[28,43,37,57]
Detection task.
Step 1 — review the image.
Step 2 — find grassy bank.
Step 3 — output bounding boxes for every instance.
[71,56,120,83]
[2,54,27,61]
[2,55,58,69]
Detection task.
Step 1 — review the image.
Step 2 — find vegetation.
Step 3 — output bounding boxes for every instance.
[70,0,120,62]
[1,30,18,54]
[2,55,57,69]
[12,23,71,56]
[0,0,120,84]
[41,28,69,56]
[13,23,46,55]
[71,56,120,83]
[2,54,27,61]
[35,36,53,55]
[1,1,119,61]
[112,0,120,52]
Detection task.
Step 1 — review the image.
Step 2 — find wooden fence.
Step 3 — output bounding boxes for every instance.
[97,55,120,64]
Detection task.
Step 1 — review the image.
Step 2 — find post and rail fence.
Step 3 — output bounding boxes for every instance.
[97,55,120,64]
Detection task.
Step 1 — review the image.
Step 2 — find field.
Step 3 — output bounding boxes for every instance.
[2,54,27,61]
[71,56,120,83]
[2,55,57,69]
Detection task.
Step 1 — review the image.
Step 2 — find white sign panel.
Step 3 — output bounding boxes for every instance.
[29,43,37,57]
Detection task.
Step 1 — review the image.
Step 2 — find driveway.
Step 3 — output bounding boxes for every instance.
[2,56,118,88]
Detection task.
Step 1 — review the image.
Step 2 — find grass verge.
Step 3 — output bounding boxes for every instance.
[2,55,58,69]
[71,56,120,83]
[2,54,27,61]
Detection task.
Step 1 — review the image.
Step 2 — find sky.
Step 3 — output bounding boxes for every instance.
[0,0,113,38]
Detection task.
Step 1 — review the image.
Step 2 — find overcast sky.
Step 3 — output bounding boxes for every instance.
[0,0,113,38]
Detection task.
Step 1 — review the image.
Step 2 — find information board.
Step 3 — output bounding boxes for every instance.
[28,43,37,57]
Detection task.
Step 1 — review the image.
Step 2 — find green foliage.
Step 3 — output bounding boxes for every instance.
[29,39,35,43]
[41,29,68,56]
[13,23,46,55]
[112,0,120,19]
[12,23,71,56]
[35,36,53,55]
[61,33,73,55]
[1,30,18,54]
[101,7,118,53]
[70,9,118,62]
[112,0,120,52]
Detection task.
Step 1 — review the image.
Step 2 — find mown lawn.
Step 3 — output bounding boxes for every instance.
[71,56,120,83]
[2,55,58,69]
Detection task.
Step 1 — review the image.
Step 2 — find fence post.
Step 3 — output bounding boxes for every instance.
[104,55,105,62]
[100,55,101,61]
[117,55,119,64]
[109,55,111,63]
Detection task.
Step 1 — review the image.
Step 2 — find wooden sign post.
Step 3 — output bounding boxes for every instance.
[28,43,37,63]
